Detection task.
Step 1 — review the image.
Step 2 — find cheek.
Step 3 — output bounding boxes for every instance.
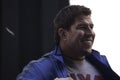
[77,31,85,38]
[66,31,85,43]
[72,31,84,42]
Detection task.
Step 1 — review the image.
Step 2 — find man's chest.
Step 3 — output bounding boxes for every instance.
[64,58,103,80]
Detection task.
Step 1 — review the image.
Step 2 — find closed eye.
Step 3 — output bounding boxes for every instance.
[76,23,94,30]
[76,24,88,29]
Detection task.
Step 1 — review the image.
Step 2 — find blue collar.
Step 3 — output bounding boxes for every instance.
[52,46,65,63]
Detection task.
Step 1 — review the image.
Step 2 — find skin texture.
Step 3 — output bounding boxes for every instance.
[58,15,95,60]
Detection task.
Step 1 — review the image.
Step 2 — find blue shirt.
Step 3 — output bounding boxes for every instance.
[16,46,120,80]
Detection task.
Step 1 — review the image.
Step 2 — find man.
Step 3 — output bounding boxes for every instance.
[16,5,120,80]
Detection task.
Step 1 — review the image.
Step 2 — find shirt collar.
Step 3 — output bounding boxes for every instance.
[52,46,65,63]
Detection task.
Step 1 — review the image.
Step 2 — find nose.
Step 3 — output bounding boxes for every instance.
[85,27,95,36]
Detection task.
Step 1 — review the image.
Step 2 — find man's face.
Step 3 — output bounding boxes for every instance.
[65,15,95,55]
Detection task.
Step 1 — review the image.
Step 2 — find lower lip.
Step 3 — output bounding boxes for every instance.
[83,41,92,44]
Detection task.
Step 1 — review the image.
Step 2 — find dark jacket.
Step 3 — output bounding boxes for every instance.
[16,46,120,80]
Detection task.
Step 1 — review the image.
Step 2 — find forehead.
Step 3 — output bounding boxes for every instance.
[74,15,92,24]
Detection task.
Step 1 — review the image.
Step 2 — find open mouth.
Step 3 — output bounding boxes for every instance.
[82,39,93,42]
[82,37,93,42]
[83,40,92,44]
[82,39,93,46]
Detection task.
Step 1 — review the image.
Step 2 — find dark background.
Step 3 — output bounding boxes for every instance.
[1,0,69,80]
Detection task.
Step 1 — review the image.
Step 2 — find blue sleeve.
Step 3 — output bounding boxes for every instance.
[16,58,56,80]
[16,60,45,80]
[92,50,111,67]
[101,55,111,68]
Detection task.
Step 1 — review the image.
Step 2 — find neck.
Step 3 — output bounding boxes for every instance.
[59,42,88,61]
[61,47,86,61]
[62,53,85,61]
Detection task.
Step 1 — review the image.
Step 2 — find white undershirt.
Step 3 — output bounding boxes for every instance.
[63,56,103,80]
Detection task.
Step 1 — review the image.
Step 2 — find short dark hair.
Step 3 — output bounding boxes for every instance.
[54,5,91,45]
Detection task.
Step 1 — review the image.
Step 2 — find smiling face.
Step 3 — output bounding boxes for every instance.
[59,15,95,58]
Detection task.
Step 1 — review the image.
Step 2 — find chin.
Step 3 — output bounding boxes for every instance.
[84,48,92,55]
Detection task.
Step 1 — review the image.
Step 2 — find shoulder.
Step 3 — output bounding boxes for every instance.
[91,49,110,67]
[16,51,57,80]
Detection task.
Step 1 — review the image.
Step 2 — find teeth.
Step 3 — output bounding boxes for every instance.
[85,40,92,41]
[86,39,92,41]
[85,40,91,42]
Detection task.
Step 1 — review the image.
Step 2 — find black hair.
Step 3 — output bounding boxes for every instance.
[53,5,91,45]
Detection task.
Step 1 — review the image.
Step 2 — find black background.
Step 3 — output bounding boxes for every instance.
[0,0,69,80]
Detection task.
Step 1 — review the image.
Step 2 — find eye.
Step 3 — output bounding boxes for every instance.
[76,24,88,29]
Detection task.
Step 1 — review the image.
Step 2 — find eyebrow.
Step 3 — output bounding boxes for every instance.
[76,23,93,26]
[76,23,94,29]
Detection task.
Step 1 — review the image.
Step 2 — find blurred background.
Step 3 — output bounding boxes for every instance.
[1,0,120,80]
[1,0,69,80]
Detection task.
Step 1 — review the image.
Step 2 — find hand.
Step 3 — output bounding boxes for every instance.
[54,77,73,80]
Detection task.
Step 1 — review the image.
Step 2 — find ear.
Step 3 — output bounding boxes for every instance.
[58,28,67,40]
